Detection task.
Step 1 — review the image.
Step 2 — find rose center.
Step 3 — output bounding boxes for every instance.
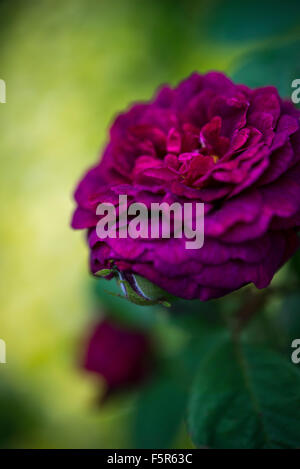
[164,120,228,187]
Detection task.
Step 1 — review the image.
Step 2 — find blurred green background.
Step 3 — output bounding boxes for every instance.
[0,0,300,449]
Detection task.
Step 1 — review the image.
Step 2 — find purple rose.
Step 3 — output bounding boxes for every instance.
[72,72,300,300]
[83,319,152,395]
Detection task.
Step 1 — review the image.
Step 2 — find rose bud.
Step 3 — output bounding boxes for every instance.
[83,319,152,396]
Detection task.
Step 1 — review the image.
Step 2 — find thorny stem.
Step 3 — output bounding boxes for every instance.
[233,289,269,336]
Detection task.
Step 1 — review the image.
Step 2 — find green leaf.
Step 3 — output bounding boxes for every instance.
[188,340,300,449]
[94,268,113,277]
[204,0,300,43]
[117,277,153,306]
[92,277,159,328]
[133,374,187,449]
[117,273,173,307]
[232,41,300,99]
[133,274,172,303]
[180,329,228,382]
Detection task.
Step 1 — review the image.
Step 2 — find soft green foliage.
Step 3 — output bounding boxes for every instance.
[0,377,39,448]
[188,340,300,449]
[133,374,188,449]
[232,41,300,99]
[204,0,300,43]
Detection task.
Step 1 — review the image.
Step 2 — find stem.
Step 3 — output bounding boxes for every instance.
[234,289,269,335]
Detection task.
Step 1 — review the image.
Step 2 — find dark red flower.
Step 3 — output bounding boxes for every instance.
[83,319,152,395]
[72,72,300,300]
